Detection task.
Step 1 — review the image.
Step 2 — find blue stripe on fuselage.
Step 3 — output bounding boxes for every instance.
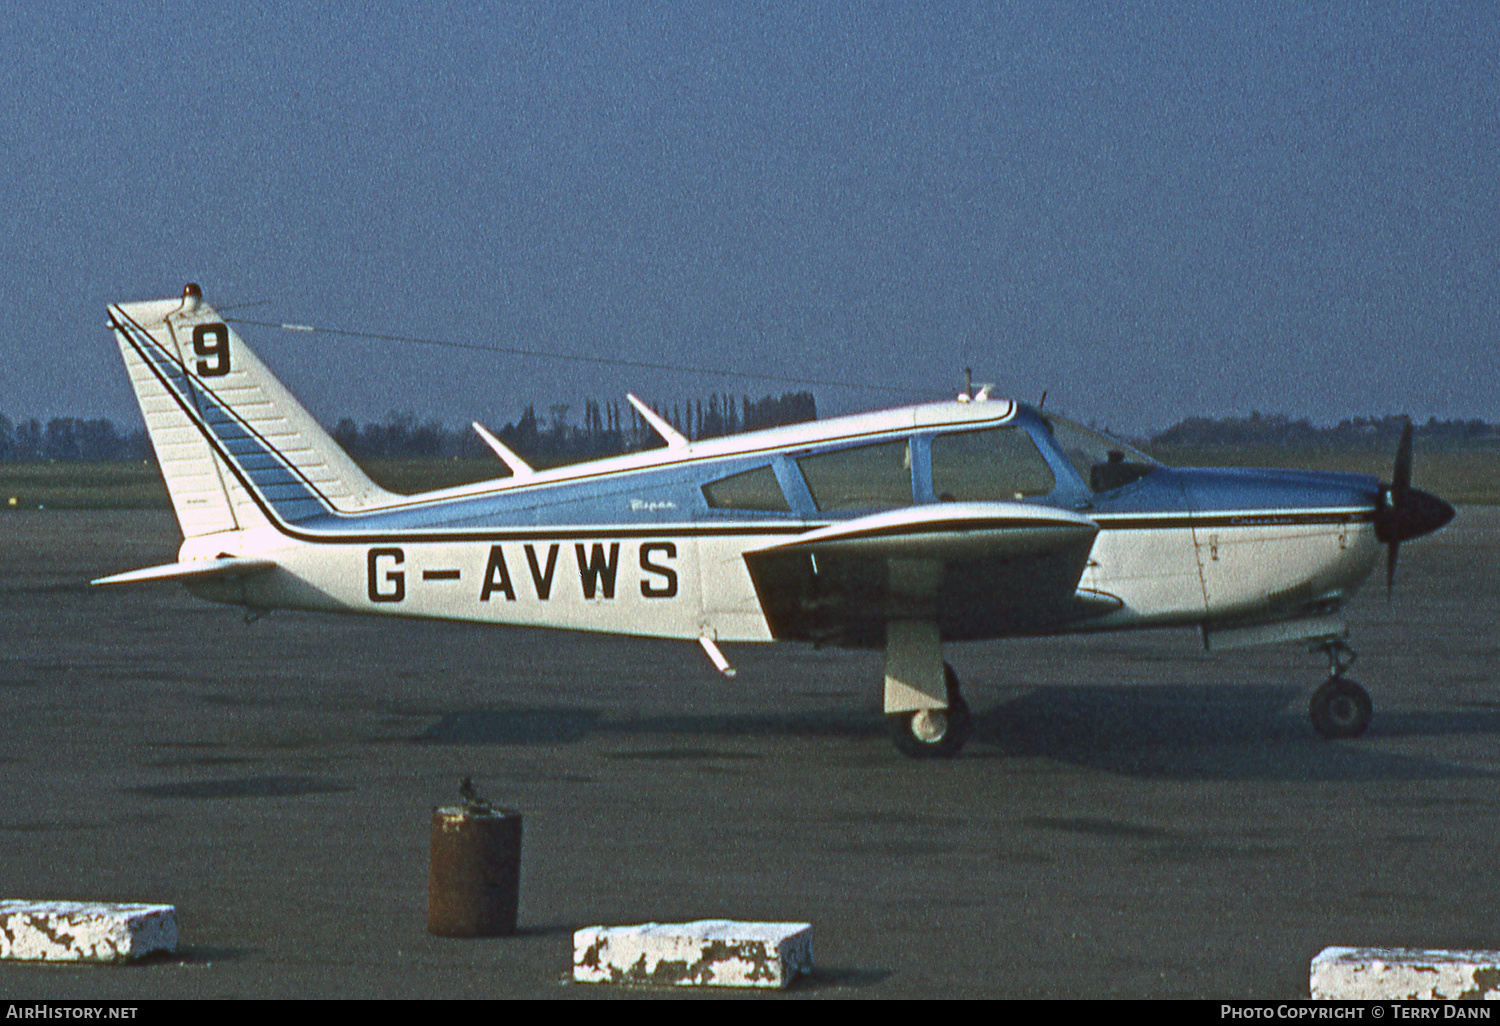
[1173,467,1379,516]
[1066,466,1377,531]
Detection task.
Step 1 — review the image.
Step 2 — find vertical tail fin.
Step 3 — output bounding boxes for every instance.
[108,284,397,537]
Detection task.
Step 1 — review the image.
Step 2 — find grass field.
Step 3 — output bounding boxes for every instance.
[2,443,1495,510]
[0,461,171,509]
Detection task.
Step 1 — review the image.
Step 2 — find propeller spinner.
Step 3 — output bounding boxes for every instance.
[1373,420,1455,595]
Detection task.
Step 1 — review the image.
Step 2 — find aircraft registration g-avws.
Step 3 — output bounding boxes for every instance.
[96,285,1455,758]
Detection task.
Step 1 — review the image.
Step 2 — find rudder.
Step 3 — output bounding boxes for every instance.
[108,284,397,536]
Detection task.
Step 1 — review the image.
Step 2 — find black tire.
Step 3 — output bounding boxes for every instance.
[1309,676,1372,739]
[889,663,973,759]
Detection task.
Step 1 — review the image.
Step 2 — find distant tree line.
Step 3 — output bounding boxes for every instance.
[0,414,152,462]
[1149,412,1500,447]
[333,391,819,462]
[0,391,819,464]
[8,403,1496,464]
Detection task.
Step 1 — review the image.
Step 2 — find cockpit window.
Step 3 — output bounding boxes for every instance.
[797,439,913,512]
[930,427,1055,501]
[1041,415,1158,493]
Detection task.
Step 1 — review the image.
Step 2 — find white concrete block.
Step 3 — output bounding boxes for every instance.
[1311,946,1500,999]
[0,900,177,963]
[574,919,812,989]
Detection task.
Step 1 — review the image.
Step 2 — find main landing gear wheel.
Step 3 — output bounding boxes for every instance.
[889,663,972,760]
[1309,676,1372,739]
[1308,638,1371,739]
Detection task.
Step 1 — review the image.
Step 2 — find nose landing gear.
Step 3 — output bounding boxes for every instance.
[1308,637,1372,739]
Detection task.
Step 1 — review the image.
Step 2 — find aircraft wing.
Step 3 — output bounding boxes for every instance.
[91,557,276,587]
[741,503,1109,646]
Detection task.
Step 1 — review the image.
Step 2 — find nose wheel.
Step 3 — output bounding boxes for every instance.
[890,663,972,759]
[1308,638,1371,739]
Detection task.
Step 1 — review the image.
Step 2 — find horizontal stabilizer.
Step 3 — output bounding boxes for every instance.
[91,556,276,587]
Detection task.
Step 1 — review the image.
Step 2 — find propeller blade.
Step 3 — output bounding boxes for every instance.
[1374,418,1454,598]
[1386,423,1409,598]
[1393,418,1413,504]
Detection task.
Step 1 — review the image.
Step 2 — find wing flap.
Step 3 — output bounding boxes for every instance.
[743,503,1104,645]
[748,503,1098,560]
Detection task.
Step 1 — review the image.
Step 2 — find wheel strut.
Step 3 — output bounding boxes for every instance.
[1308,635,1371,740]
[1312,636,1357,679]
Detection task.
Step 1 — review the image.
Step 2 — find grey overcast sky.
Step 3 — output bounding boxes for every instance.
[2,0,1496,435]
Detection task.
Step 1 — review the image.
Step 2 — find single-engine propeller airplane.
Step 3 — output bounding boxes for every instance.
[96,284,1455,758]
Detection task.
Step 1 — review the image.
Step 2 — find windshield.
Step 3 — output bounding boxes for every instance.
[1040,414,1160,494]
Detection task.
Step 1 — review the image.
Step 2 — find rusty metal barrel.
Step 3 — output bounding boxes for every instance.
[427,804,523,937]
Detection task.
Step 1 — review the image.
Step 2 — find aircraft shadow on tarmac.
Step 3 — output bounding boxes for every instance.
[970,684,1493,782]
[413,683,1494,783]
[413,707,882,746]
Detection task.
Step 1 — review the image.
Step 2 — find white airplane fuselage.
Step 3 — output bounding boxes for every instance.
[169,402,1387,649]
[98,286,1453,756]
